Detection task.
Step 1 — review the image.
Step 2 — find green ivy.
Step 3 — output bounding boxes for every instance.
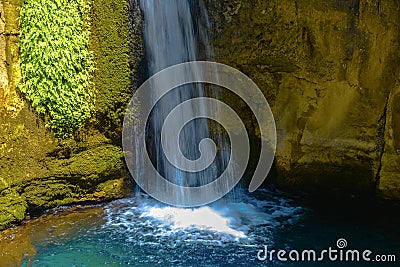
[19,0,95,138]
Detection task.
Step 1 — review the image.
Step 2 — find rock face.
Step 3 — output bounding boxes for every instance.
[0,0,142,229]
[205,0,400,198]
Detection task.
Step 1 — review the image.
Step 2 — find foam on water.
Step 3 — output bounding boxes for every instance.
[103,189,304,245]
[141,206,246,238]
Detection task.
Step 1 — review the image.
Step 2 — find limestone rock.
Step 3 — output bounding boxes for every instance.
[206,0,400,198]
[0,0,9,106]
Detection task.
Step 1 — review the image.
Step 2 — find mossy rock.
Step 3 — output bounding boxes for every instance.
[0,188,27,230]
[21,143,126,210]
[0,0,141,229]
[206,0,400,197]
[90,0,143,142]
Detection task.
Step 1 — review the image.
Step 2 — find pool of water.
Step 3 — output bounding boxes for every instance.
[1,187,399,266]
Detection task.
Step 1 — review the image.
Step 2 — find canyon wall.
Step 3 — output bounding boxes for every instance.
[205,0,400,198]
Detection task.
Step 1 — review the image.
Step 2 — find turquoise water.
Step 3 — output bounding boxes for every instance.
[19,188,399,266]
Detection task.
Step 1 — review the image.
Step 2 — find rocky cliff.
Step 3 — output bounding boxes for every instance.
[0,0,142,229]
[205,0,400,199]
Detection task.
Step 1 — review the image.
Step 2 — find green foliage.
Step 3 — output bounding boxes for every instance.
[19,0,94,138]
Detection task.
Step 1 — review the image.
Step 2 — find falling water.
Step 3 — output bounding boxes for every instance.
[138,0,229,206]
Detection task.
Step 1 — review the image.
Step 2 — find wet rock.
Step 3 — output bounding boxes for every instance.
[206,0,400,198]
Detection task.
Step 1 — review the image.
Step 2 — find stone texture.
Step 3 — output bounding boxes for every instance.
[0,0,8,102]
[380,84,400,199]
[205,0,400,198]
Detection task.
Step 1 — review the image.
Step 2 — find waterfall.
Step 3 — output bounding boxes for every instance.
[137,0,230,206]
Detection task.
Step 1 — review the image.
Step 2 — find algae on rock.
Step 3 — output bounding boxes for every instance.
[90,0,143,142]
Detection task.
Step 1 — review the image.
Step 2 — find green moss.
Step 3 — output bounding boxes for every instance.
[90,0,136,142]
[51,145,124,179]
[22,180,75,208]
[21,144,125,209]
[0,189,27,230]
[95,178,127,199]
